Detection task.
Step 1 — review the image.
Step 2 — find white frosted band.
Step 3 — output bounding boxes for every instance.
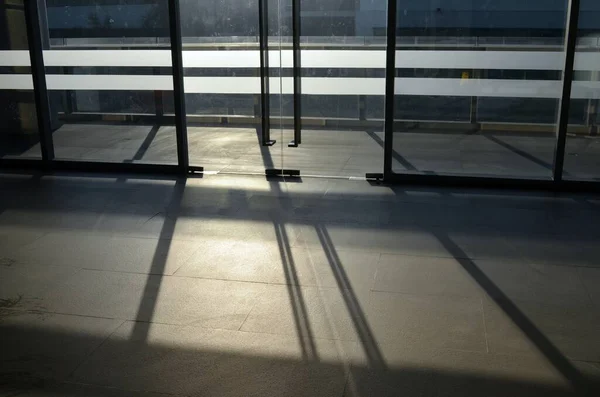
[2,49,600,73]
[0,74,596,99]
[183,51,260,68]
[0,74,33,90]
[394,78,560,98]
[0,51,31,67]
[185,77,260,94]
[45,75,173,91]
[44,50,173,67]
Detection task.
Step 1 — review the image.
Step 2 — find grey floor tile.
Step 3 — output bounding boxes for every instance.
[324,180,399,201]
[146,217,303,244]
[0,228,46,260]
[578,267,600,309]
[345,346,575,397]
[178,239,379,289]
[40,269,266,330]
[240,284,363,341]
[509,234,600,267]
[373,254,483,298]
[0,381,178,397]
[73,321,350,397]
[297,224,451,257]
[292,248,380,290]
[0,263,80,312]
[475,261,591,306]
[0,312,122,380]
[573,360,600,394]
[437,227,523,261]
[0,209,104,234]
[9,232,199,275]
[482,297,600,362]
[292,198,393,225]
[364,292,487,352]
[175,239,288,283]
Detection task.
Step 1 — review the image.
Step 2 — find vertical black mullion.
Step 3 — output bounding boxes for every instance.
[553,0,580,182]
[24,0,54,163]
[383,0,397,180]
[290,0,301,146]
[259,0,275,146]
[168,0,189,173]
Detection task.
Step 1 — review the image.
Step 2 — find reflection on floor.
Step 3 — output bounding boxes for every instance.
[5,123,600,179]
[1,172,600,396]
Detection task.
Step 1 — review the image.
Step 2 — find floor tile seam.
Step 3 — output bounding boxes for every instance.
[76,269,278,286]
[62,379,190,396]
[67,319,127,380]
[0,306,120,322]
[0,259,83,271]
[572,359,600,366]
[168,243,206,277]
[369,253,384,292]
[235,325,359,343]
[8,263,368,290]
[4,306,203,329]
[304,242,600,268]
[230,321,359,344]
[297,244,477,261]
[369,287,485,301]
[480,297,490,353]
[575,267,598,309]
[7,230,52,252]
[14,229,199,242]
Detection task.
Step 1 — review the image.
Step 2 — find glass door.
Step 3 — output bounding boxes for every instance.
[279,0,388,178]
[178,0,284,174]
[178,0,388,179]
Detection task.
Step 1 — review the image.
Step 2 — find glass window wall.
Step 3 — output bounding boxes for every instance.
[0,0,40,159]
[43,0,177,164]
[564,0,600,181]
[390,0,568,179]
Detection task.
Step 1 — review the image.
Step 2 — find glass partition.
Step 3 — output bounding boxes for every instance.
[283,0,386,177]
[389,0,568,179]
[564,0,600,181]
[0,0,41,159]
[178,0,283,173]
[42,0,177,164]
[2,0,600,190]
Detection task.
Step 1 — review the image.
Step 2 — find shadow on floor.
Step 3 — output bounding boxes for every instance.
[1,172,600,396]
[1,320,597,397]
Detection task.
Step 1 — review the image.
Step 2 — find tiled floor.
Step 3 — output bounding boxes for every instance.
[1,172,600,396]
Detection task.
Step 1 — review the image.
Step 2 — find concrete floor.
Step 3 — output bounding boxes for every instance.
[6,123,600,180]
[1,172,600,396]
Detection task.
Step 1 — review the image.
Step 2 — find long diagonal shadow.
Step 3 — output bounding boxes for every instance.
[365,130,418,172]
[130,178,186,341]
[433,231,592,396]
[128,124,161,162]
[254,125,318,359]
[274,222,318,360]
[484,134,555,172]
[316,224,386,369]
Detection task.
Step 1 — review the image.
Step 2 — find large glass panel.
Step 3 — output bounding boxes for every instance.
[43,0,177,164]
[179,0,282,173]
[564,0,600,181]
[285,0,386,177]
[0,0,40,159]
[391,0,567,179]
